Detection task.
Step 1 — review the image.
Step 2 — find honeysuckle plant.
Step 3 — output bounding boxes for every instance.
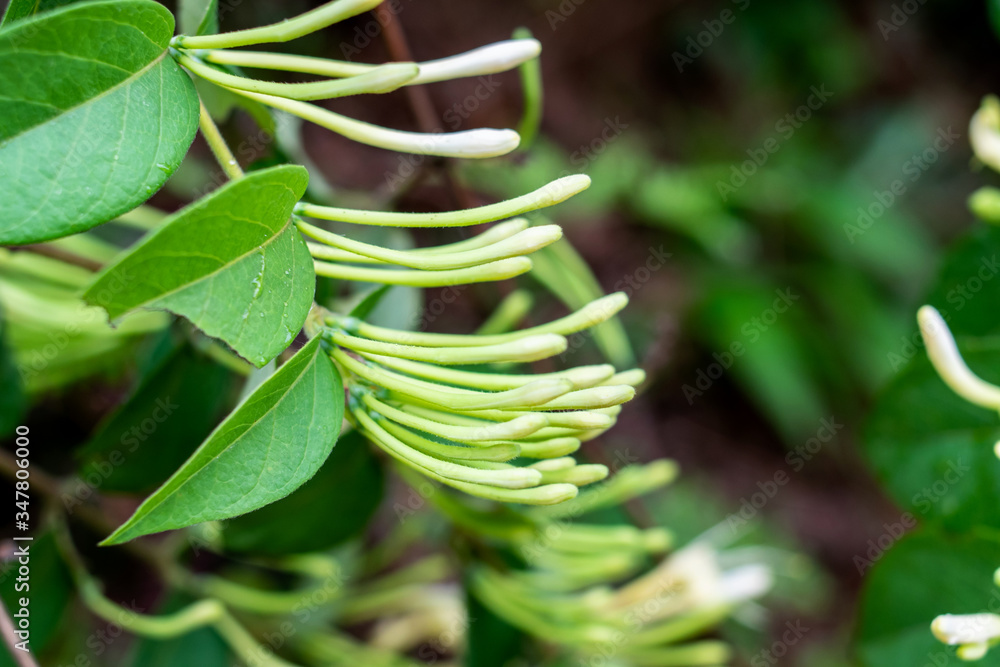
[0,0,775,664]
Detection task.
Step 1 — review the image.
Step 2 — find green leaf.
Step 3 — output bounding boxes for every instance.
[0,0,199,243]
[856,528,1000,667]
[102,336,343,545]
[77,342,235,493]
[923,225,1000,338]
[179,0,218,36]
[0,532,73,665]
[863,337,1000,531]
[465,580,529,667]
[223,430,383,555]
[84,165,314,367]
[0,0,82,27]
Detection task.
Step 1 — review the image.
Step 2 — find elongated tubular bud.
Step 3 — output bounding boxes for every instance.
[355,410,542,488]
[465,408,614,430]
[198,38,540,84]
[314,257,531,286]
[362,393,551,441]
[360,353,615,392]
[334,349,572,411]
[546,524,650,552]
[331,291,625,347]
[517,438,582,458]
[410,39,542,84]
[177,54,418,100]
[231,89,520,158]
[538,464,609,487]
[411,219,529,254]
[297,175,590,227]
[380,421,520,462]
[307,243,386,264]
[176,0,383,49]
[300,221,562,269]
[601,368,646,387]
[331,331,567,365]
[528,457,576,471]
[531,385,635,411]
[918,305,1000,410]
[531,460,679,520]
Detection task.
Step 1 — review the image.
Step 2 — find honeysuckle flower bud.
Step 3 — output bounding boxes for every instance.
[411,39,542,84]
[971,96,1000,173]
[297,175,590,227]
[918,305,1000,411]
[932,614,1000,646]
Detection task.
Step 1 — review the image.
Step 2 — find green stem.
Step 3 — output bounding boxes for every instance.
[198,101,244,180]
[175,0,382,50]
[513,28,543,149]
[179,52,418,100]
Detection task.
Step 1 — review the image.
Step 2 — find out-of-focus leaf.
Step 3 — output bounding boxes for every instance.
[223,430,382,555]
[77,342,235,493]
[924,225,1000,338]
[465,580,529,667]
[693,276,827,443]
[856,528,1000,667]
[178,0,217,36]
[529,235,635,368]
[102,337,343,544]
[862,338,1000,532]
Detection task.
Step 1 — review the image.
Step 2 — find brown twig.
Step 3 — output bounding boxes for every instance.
[376,12,478,210]
[17,245,101,272]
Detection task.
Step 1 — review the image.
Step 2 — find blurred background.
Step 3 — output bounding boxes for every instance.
[5,0,1000,664]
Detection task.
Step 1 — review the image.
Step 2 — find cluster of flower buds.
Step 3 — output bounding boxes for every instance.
[310,292,644,505]
[168,0,599,287]
[457,461,774,665]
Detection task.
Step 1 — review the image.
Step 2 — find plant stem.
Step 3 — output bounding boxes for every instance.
[175,0,382,50]
[198,101,244,180]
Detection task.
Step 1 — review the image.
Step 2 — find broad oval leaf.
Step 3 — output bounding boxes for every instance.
[863,338,1000,532]
[0,0,199,243]
[101,336,343,545]
[84,165,314,367]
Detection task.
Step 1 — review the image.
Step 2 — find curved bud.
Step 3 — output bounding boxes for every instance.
[918,305,1000,410]
[412,39,542,84]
